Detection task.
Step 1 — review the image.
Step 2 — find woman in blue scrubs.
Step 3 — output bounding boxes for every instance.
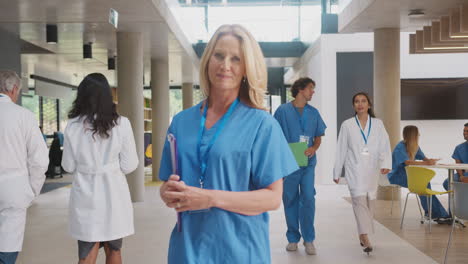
[158,24,298,264]
[387,125,450,220]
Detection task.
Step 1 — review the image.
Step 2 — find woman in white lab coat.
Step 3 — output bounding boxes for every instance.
[62,73,138,264]
[333,92,392,254]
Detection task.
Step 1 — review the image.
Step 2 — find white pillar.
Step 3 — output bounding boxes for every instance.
[117,32,145,202]
[374,28,401,201]
[181,55,194,109]
[374,28,401,148]
[151,55,170,181]
[182,83,193,110]
[0,27,21,105]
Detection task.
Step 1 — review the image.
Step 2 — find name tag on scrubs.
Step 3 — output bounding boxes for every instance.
[299,135,310,144]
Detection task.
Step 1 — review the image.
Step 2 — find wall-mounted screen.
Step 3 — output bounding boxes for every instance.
[401,78,468,120]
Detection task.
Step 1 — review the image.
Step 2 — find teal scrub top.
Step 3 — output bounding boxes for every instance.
[159,101,298,264]
[387,141,426,187]
[452,142,468,176]
[273,102,326,166]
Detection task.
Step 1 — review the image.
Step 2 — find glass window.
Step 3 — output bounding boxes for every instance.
[59,90,77,131]
[172,3,323,43]
[21,91,39,123]
[42,97,58,136]
[193,89,205,105]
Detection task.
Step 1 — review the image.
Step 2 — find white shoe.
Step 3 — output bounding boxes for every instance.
[286,242,298,251]
[304,242,316,255]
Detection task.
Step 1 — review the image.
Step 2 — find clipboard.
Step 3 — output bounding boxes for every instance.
[167,133,182,232]
[288,142,308,167]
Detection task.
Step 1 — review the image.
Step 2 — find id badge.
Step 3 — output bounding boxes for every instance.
[299,135,310,144]
[361,146,370,156]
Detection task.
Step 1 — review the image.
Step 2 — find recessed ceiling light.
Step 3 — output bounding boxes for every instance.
[83,43,92,59]
[408,9,425,18]
[46,24,58,44]
[108,57,116,70]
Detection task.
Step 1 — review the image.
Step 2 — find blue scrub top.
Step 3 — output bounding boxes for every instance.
[273,102,326,167]
[452,142,468,176]
[388,141,426,187]
[159,101,298,264]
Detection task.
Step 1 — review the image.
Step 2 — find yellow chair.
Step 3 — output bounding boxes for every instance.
[400,166,452,233]
[145,144,152,159]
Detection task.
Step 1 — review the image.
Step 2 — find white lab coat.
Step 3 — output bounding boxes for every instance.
[333,116,392,199]
[62,116,138,242]
[0,94,48,252]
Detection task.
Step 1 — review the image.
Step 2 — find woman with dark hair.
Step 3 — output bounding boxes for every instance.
[388,125,449,221]
[62,73,138,264]
[333,92,392,254]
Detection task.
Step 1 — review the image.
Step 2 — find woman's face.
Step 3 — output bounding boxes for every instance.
[353,95,370,115]
[207,34,246,93]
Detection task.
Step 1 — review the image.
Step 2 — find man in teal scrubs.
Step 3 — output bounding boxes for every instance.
[443,123,468,190]
[274,77,326,255]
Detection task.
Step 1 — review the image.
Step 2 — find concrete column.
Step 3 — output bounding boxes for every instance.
[0,28,20,74]
[0,27,21,105]
[151,56,170,181]
[117,32,145,202]
[181,55,194,109]
[182,83,193,110]
[374,28,400,201]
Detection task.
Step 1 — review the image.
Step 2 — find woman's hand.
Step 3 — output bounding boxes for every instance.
[333,178,340,184]
[380,168,391,174]
[160,175,181,206]
[164,180,214,213]
[304,146,316,158]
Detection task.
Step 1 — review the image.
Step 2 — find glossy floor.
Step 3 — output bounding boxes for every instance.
[16,182,453,263]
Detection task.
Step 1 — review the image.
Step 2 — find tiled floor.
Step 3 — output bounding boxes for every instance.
[16,182,438,264]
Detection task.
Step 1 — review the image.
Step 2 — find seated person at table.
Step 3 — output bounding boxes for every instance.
[443,123,468,190]
[46,132,63,178]
[388,125,450,220]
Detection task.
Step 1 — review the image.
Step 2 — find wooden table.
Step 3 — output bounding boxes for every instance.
[410,163,468,217]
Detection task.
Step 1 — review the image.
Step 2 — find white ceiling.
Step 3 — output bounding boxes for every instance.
[0,0,189,87]
[339,0,468,33]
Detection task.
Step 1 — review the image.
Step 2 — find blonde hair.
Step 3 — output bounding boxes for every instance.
[199,24,267,110]
[403,125,419,160]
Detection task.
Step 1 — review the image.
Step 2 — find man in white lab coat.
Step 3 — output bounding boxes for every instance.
[0,70,48,264]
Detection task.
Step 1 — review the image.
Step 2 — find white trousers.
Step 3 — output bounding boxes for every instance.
[351,195,375,235]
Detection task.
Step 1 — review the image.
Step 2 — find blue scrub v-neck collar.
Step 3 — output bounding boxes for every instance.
[199,100,241,131]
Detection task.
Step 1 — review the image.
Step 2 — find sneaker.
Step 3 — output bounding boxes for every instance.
[286,242,298,251]
[436,218,453,225]
[303,242,316,255]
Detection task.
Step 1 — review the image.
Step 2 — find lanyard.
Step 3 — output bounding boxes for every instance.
[354,115,371,145]
[197,98,239,188]
[292,103,306,134]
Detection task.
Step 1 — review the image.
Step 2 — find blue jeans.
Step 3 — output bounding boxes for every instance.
[443,173,461,191]
[283,165,316,243]
[0,252,18,264]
